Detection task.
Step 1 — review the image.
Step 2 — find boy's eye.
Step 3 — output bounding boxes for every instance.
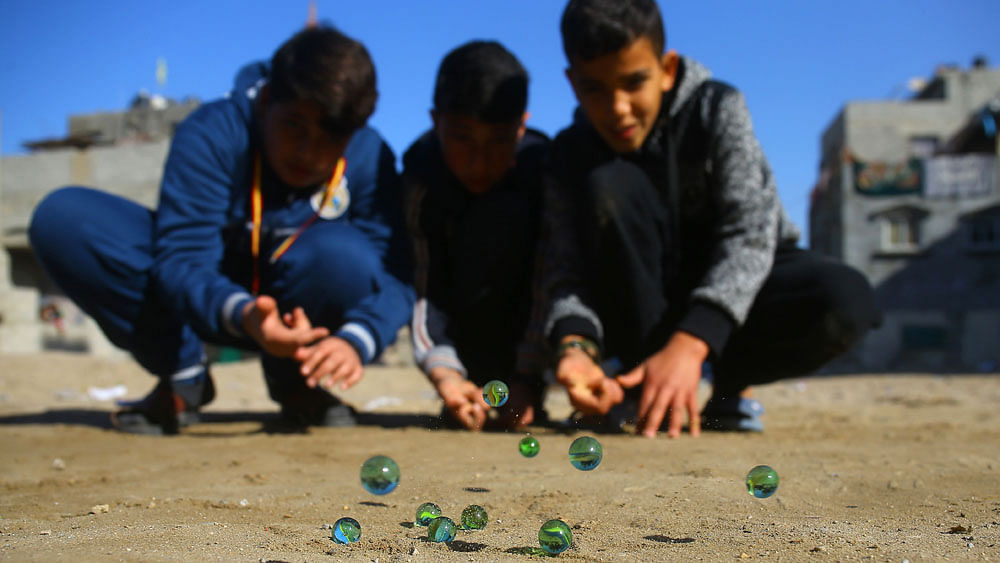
[623,73,648,92]
[575,77,606,96]
[446,130,473,143]
[281,119,307,138]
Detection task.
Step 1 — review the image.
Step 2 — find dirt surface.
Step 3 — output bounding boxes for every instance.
[0,352,998,561]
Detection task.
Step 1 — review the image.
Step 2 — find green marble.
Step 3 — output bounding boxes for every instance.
[746,465,779,498]
[538,519,572,554]
[414,502,441,526]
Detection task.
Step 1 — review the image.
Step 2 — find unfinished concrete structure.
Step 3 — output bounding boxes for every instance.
[0,94,198,353]
[810,59,1000,372]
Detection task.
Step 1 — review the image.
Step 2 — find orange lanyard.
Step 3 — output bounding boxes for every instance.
[250,153,346,294]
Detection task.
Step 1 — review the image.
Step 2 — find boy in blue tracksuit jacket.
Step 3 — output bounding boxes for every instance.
[29,26,415,435]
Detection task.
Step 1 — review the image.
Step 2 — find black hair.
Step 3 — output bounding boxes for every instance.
[269,25,377,137]
[561,0,665,63]
[433,40,528,122]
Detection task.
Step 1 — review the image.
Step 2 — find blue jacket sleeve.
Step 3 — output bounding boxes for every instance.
[151,103,252,341]
[332,128,416,363]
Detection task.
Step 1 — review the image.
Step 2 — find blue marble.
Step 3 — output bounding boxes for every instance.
[538,519,572,554]
[482,380,509,407]
[427,516,457,543]
[331,517,361,544]
[360,455,400,495]
[746,465,779,498]
[568,436,602,471]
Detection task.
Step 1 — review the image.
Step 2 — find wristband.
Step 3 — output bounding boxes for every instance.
[556,338,601,364]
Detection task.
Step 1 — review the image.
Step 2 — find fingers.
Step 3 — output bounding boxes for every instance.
[305,326,330,343]
[255,295,278,316]
[290,307,328,343]
[591,378,623,413]
[687,392,701,437]
[290,307,310,329]
[513,405,535,430]
[447,392,486,431]
[339,364,364,390]
[299,339,361,390]
[454,402,485,431]
[567,382,606,414]
[312,356,351,389]
[639,385,672,438]
[616,366,645,389]
[666,395,687,438]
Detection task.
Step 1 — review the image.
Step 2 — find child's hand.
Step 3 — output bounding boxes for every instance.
[430,367,489,431]
[294,336,363,391]
[617,331,707,438]
[496,381,537,430]
[242,295,329,358]
[556,345,623,415]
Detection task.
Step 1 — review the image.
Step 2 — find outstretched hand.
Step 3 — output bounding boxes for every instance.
[616,331,707,438]
[294,336,364,391]
[430,367,489,431]
[241,295,329,358]
[555,342,623,415]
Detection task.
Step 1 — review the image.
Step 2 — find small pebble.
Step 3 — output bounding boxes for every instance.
[89,504,109,514]
[52,458,66,470]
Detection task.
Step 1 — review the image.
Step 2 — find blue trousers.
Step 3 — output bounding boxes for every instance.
[29,186,383,401]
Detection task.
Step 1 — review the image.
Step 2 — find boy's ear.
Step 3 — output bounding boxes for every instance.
[564,66,579,96]
[517,112,530,142]
[256,84,271,118]
[660,50,680,92]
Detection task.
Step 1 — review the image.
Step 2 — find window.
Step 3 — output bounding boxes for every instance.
[871,205,928,255]
[881,214,920,251]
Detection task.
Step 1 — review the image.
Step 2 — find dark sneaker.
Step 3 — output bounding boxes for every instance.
[701,396,765,432]
[111,373,216,436]
[279,386,357,428]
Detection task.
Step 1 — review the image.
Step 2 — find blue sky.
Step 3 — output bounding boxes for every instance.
[2,1,999,236]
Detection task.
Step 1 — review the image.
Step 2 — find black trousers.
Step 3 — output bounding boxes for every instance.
[581,159,881,395]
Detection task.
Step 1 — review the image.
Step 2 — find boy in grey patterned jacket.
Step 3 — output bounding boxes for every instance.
[542,0,881,437]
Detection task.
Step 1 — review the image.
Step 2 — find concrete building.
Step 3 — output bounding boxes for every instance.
[0,93,199,354]
[810,59,1000,372]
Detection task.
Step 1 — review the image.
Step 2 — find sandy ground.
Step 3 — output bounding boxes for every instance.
[0,352,998,562]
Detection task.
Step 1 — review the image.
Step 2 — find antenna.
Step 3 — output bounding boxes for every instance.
[156,57,168,89]
[306,0,318,27]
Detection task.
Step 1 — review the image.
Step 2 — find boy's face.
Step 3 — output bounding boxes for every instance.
[259,89,349,188]
[432,111,527,195]
[566,37,678,153]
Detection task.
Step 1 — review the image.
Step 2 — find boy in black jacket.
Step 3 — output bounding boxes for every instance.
[403,41,549,430]
[543,0,881,437]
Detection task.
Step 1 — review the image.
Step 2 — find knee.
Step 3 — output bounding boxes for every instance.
[29,186,93,255]
[812,263,880,350]
[282,224,381,289]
